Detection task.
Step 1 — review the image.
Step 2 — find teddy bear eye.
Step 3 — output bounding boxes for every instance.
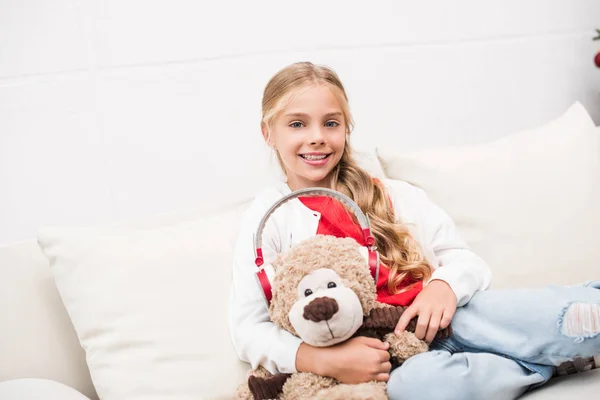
[304,289,313,297]
[327,282,337,289]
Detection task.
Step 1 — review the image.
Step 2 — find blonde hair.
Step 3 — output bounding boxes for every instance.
[261,61,432,294]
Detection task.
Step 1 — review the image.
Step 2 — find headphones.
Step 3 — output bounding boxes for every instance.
[253,187,380,307]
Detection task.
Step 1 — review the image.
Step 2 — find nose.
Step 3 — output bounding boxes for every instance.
[309,127,325,145]
[303,297,339,322]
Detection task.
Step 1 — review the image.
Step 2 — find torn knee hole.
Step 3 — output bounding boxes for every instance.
[560,303,600,338]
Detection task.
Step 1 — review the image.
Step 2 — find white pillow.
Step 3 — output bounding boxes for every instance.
[376,102,600,290]
[38,203,251,400]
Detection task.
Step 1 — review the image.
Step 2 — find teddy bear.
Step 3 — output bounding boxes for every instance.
[235,234,452,400]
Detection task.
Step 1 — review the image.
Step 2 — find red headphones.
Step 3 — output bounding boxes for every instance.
[253,187,380,307]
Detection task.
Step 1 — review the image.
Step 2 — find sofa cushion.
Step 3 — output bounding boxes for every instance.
[376,102,600,289]
[37,202,251,400]
[521,369,600,399]
[0,378,91,400]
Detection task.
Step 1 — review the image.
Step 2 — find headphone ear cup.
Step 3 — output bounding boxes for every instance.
[256,264,277,307]
[256,269,272,307]
[357,246,381,284]
[369,250,380,284]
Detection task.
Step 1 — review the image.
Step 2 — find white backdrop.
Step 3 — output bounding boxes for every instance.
[1,0,599,245]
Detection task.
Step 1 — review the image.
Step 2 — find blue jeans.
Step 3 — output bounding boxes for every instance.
[387,281,600,400]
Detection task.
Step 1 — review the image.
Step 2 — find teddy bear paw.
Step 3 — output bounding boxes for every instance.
[384,331,429,364]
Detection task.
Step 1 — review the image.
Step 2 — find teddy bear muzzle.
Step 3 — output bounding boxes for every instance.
[303,296,339,323]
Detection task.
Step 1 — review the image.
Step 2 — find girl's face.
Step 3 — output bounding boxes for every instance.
[264,84,347,191]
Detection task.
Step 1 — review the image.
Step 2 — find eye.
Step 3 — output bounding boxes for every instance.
[304,289,313,297]
[290,121,304,128]
[327,282,337,289]
[325,121,339,128]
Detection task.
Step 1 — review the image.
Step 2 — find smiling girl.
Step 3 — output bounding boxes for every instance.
[228,61,600,400]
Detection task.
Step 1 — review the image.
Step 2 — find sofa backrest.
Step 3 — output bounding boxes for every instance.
[0,240,97,399]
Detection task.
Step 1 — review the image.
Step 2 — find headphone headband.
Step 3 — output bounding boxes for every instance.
[253,187,375,266]
[253,186,380,307]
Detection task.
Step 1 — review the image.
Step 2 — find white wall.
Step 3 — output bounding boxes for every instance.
[1,0,599,245]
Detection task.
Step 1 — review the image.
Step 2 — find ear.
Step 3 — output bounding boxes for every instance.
[261,123,273,147]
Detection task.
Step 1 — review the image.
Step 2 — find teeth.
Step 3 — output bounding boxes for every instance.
[302,154,327,160]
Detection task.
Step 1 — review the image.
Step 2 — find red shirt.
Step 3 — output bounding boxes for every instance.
[298,196,423,306]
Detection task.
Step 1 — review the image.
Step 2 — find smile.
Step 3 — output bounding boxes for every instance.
[300,154,330,160]
[298,153,331,166]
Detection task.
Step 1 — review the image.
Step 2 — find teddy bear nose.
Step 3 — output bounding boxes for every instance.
[303,296,339,322]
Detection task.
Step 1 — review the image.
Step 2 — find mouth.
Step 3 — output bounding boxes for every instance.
[298,153,332,166]
[325,314,356,341]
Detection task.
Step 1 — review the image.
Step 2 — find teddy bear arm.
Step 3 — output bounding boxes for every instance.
[352,327,380,339]
[362,305,405,329]
[365,305,453,339]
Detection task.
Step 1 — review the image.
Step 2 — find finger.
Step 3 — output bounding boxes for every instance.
[379,361,392,374]
[361,337,389,350]
[414,309,431,340]
[425,310,442,343]
[378,349,391,363]
[440,308,456,329]
[374,373,390,383]
[395,304,419,334]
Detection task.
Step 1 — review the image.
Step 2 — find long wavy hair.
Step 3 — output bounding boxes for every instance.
[261,61,432,293]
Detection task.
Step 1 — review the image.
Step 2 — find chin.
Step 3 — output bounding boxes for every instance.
[302,172,334,185]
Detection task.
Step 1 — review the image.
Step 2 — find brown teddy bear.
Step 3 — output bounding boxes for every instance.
[235,235,452,400]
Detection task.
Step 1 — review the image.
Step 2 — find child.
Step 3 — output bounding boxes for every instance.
[228,61,600,399]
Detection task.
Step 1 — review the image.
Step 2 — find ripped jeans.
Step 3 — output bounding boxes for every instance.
[387,281,600,400]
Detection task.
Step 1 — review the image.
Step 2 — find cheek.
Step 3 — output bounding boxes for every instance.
[334,132,347,151]
[288,300,308,335]
[275,133,301,152]
[272,143,297,162]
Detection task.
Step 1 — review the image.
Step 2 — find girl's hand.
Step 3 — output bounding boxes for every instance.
[394,279,457,343]
[297,337,391,384]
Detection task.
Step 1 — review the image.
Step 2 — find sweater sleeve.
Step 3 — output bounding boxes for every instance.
[227,194,303,374]
[385,179,493,307]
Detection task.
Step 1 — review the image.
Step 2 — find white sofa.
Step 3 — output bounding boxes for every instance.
[1,103,599,399]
